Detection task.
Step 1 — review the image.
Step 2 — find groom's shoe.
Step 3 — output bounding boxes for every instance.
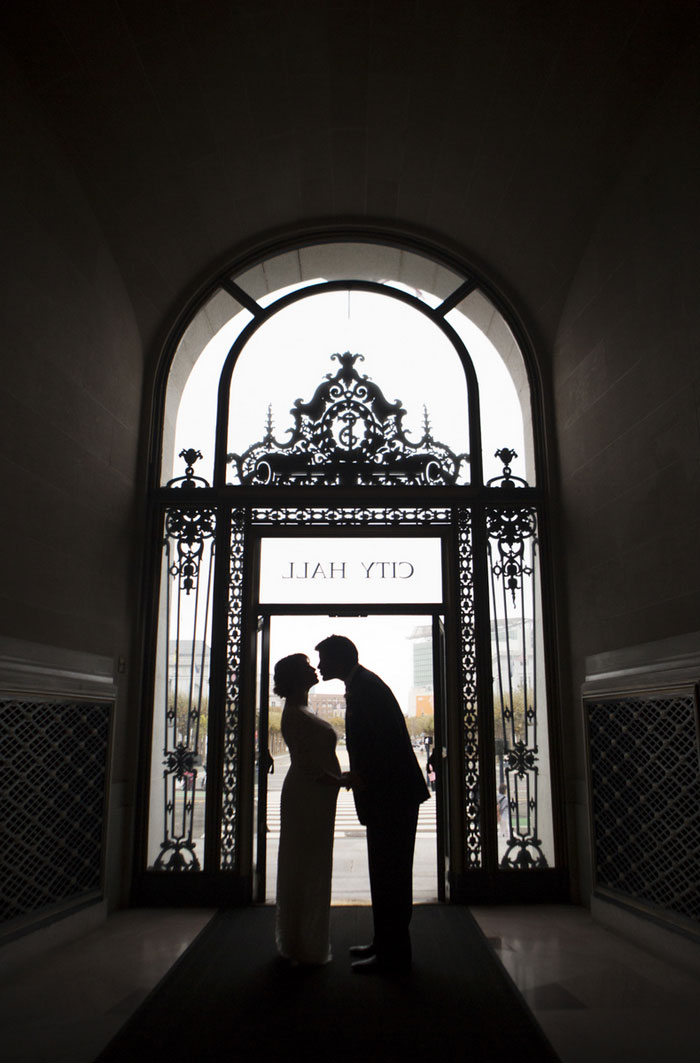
[349,943,376,958]
[351,955,411,976]
[351,955,382,974]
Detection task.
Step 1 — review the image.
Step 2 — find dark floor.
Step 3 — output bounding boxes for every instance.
[2,904,699,1062]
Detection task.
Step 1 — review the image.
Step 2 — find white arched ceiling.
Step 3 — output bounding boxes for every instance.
[162,239,536,486]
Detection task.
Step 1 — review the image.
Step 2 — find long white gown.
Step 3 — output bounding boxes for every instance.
[275,702,340,964]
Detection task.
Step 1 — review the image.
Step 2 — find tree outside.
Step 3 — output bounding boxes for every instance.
[405,714,434,741]
[173,695,208,756]
[493,685,528,745]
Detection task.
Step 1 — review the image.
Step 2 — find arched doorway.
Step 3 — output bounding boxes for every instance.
[134,236,567,906]
[254,612,446,906]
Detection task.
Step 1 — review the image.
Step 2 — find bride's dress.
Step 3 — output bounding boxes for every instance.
[275,702,340,964]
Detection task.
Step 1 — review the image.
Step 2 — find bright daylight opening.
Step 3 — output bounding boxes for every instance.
[263,614,441,904]
[168,284,527,488]
[148,258,554,892]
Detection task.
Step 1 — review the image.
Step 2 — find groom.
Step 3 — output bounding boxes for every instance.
[316,635,430,974]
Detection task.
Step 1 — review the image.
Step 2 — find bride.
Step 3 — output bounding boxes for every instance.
[273,653,345,965]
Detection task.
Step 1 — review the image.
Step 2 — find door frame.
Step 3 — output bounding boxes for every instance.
[252,615,271,902]
[240,520,452,906]
[251,605,451,906]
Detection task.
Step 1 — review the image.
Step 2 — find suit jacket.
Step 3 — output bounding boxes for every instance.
[345,665,430,825]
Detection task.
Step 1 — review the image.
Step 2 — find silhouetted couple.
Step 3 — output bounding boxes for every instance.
[273,635,429,975]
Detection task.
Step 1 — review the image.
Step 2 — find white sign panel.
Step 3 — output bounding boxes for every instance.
[259,537,443,605]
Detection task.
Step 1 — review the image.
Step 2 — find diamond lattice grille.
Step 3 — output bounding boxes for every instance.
[588,694,700,924]
[1,700,111,923]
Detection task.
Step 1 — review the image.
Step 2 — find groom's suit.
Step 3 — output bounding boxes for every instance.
[344,664,430,969]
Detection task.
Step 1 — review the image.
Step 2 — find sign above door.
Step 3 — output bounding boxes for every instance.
[258,536,443,605]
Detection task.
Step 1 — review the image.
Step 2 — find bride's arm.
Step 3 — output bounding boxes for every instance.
[315,768,343,787]
[291,714,342,786]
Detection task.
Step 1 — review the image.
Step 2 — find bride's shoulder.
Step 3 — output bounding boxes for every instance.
[283,701,314,723]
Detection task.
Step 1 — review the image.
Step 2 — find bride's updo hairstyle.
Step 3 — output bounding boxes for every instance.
[273,653,309,698]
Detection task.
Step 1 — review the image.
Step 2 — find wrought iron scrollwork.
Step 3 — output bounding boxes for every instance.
[153,724,204,872]
[499,739,547,871]
[252,506,451,526]
[487,454,548,869]
[152,829,200,872]
[165,508,216,596]
[152,448,215,873]
[164,450,215,596]
[220,509,246,869]
[227,352,469,486]
[456,508,481,867]
[164,742,197,780]
[485,508,537,606]
[150,429,553,877]
[486,448,536,605]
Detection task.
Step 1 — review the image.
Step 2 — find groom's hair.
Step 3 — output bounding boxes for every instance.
[315,635,358,670]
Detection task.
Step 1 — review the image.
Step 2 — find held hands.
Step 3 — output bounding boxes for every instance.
[340,770,365,791]
[316,769,365,790]
[317,769,343,787]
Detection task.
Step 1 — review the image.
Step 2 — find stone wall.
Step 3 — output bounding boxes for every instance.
[553,45,700,898]
[0,51,144,908]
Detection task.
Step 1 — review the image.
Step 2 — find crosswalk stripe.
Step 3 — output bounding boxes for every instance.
[264,794,437,838]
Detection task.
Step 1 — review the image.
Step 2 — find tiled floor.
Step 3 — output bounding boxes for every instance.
[471,905,700,1062]
[1,904,699,1062]
[0,909,214,1063]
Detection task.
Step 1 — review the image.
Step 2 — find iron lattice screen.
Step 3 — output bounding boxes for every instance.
[587,692,700,925]
[1,699,112,924]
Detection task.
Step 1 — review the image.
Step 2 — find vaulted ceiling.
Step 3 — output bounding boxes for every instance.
[2,0,699,357]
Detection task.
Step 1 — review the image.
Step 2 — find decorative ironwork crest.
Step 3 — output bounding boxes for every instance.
[227,352,469,486]
[486,447,529,489]
[486,508,537,605]
[506,738,538,776]
[486,446,536,605]
[164,742,196,780]
[164,508,215,595]
[164,451,215,596]
[153,838,200,873]
[167,448,211,490]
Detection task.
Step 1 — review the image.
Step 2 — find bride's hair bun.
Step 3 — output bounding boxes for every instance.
[273,653,310,697]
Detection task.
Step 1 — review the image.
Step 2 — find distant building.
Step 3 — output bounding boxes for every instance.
[409,625,434,717]
[268,685,345,724]
[308,692,346,722]
[168,641,211,701]
[490,619,534,693]
[415,692,434,717]
[406,620,535,717]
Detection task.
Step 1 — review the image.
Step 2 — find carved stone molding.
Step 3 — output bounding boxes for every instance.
[0,637,117,702]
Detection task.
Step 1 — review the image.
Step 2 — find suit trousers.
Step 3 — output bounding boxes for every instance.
[365,802,420,968]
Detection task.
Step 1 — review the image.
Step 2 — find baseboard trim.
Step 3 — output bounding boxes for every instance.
[0,896,107,977]
[591,889,700,978]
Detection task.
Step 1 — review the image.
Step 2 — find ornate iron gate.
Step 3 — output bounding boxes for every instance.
[137,337,560,903]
